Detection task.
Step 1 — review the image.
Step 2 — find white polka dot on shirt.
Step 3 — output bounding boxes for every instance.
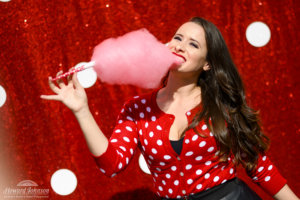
[204,173,210,179]
[149,155,154,160]
[187,179,193,184]
[100,168,105,173]
[185,139,190,144]
[149,131,154,137]
[229,168,234,174]
[120,146,126,151]
[118,120,123,124]
[168,188,173,194]
[268,165,273,170]
[144,139,148,145]
[139,129,142,135]
[145,122,149,128]
[118,163,122,169]
[213,176,220,182]
[162,180,166,185]
[174,180,179,186]
[192,135,198,141]
[171,166,177,171]
[205,161,212,166]
[152,148,157,154]
[265,176,271,182]
[187,111,191,116]
[207,147,214,152]
[164,155,171,160]
[158,186,163,191]
[134,138,137,144]
[258,167,264,173]
[185,151,193,156]
[123,137,130,142]
[166,174,171,179]
[160,162,165,166]
[195,156,203,161]
[157,140,163,146]
[126,126,133,132]
[262,156,266,161]
[151,116,156,121]
[115,129,121,133]
[199,141,206,147]
[202,124,207,130]
[146,107,151,112]
[140,112,145,118]
[111,139,117,143]
[126,116,133,121]
[157,125,162,130]
[141,99,146,104]
[196,169,202,175]
[134,103,138,109]
[185,164,192,170]
[130,148,134,154]
[196,184,202,189]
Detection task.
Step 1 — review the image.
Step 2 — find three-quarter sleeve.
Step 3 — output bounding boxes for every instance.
[92,99,139,177]
[249,154,287,196]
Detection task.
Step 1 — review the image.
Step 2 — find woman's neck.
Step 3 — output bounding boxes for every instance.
[161,71,201,101]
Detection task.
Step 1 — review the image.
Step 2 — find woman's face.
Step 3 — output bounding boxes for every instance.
[168,22,210,74]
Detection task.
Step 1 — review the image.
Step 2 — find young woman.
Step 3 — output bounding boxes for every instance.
[41,17,299,200]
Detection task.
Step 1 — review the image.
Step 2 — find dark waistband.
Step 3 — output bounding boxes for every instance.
[160,178,237,200]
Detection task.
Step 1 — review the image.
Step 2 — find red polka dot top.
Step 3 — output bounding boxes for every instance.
[92,89,287,198]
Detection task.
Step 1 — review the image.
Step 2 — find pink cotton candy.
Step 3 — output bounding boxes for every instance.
[91,29,182,89]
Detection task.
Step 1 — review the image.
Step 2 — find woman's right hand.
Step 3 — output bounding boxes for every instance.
[40,68,88,114]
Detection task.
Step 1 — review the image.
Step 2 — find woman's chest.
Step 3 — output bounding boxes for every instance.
[136,116,219,164]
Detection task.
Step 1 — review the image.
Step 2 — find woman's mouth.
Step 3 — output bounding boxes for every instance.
[172,52,186,62]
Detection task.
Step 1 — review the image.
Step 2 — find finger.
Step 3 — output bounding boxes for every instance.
[56,70,66,88]
[48,77,61,94]
[67,67,75,84]
[40,94,61,101]
[72,72,82,89]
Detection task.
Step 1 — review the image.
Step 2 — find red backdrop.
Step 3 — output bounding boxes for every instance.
[0,0,299,199]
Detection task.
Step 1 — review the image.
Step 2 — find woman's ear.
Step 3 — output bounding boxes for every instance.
[203,62,210,71]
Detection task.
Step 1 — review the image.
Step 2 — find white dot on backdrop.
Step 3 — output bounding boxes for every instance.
[246,21,271,47]
[75,62,97,88]
[138,154,151,174]
[0,85,7,107]
[0,0,11,2]
[50,169,77,196]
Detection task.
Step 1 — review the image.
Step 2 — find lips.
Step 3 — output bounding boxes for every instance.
[172,52,186,62]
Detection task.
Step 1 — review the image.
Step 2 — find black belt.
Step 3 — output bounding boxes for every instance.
[160,178,261,200]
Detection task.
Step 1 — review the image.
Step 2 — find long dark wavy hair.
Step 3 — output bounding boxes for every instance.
[163,17,270,172]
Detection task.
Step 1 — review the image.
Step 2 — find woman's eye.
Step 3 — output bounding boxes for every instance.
[174,36,181,41]
[190,43,199,48]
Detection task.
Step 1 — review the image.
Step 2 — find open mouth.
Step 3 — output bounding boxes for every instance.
[172,52,186,62]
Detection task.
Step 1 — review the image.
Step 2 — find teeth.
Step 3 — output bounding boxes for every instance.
[175,56,184,65]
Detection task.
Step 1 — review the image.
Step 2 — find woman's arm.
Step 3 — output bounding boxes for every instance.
[41,69,108,157]
[274,184,299,200]
[73,106,109,157]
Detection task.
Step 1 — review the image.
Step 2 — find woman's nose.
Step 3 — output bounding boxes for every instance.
[175,43,184,52]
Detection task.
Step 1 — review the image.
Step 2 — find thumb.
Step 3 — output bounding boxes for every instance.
[72,72,82,89]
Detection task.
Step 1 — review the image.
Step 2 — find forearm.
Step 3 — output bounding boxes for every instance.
[74,107,109,157]
[274,184,299,200]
